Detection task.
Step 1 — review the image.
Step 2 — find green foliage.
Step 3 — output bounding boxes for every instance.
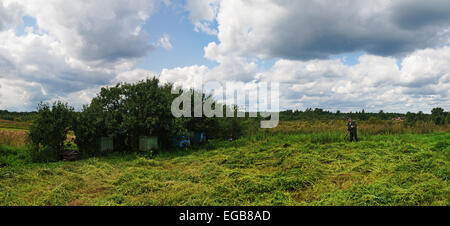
[431,107,446,125]
[280,107,449,123]
[71,105,104,156]
[404,112,416,127]
[72,78,257,156]
[183,90,219,138]
[0,145,30,166]
[73,78,186,155]
[378,110,388,120]
[203,106,256,140]
[120,79,185,149]
[181,91,259,141]
[28,102,74,162]
[0,110,37,122]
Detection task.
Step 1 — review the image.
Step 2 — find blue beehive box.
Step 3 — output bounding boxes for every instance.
[173,135,191,148]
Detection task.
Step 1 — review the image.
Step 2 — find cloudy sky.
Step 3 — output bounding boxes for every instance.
[0,0,449,113]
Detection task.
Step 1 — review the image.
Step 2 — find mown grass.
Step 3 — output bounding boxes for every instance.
[0,132,448,206]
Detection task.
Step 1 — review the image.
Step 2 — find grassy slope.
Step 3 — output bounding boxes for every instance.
[0,132,448,206]
[0,119,31,131]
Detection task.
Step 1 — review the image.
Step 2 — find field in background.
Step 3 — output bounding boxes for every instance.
[0,120,30,148]
[0,119,75,148]
[269,119,450,135]
[0,119,31,131]
[0,119,448,206]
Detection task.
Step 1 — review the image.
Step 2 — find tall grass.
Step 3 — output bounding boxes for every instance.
[267,119,449,135]
[0,130,28,147]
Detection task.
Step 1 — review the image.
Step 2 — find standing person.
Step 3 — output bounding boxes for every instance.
[347,117,358,142]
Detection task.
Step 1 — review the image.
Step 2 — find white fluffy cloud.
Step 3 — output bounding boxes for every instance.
[160,65,209,88]
[16,0,156,65]
[0,78,46,111]
[255,46,450,112]
[113,69,157,84]
[157,34,173,50]
[203,0,450,61]
[159,46,450,113]
[0,1,23,31]
[0,0,164,110]
[185,0,219,35]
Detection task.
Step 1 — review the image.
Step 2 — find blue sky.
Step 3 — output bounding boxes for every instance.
[136,3,219,72]
[15,16,37,36]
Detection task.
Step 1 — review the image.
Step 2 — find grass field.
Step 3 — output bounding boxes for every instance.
[0,120,29,148]
[0,119,31,131]
[0,130,448,206]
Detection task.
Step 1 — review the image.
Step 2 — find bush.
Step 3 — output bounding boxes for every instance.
[28,101,74,162]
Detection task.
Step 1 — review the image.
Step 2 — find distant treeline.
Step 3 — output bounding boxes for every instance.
[1,106,449,126]
[0,110,37,122]
[279,108,450,125]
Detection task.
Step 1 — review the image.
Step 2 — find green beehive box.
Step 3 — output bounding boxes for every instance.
[100,137,113,153]
[139,136,158,152]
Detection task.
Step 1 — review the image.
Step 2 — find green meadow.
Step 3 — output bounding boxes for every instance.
[1,131,448,206]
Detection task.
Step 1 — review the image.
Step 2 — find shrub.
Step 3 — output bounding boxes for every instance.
[28,101,74,162]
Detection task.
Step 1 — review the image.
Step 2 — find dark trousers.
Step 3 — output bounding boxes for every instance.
[349,130,358,142]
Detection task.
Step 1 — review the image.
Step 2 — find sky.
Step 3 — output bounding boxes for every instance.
[0,0,449,113]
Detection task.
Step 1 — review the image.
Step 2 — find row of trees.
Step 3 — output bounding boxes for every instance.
[4,104,447,125]
[280,108,449,124]
[28,78,256,162]
[404,108,449,126]
[0,110,37,122]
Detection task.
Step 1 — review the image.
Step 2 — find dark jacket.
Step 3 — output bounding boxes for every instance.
[347,120,357,132]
